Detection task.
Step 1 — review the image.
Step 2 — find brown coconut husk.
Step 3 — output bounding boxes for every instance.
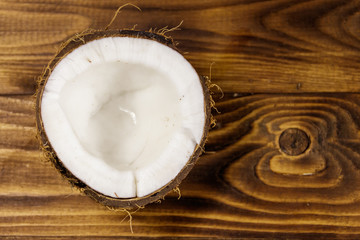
[35,29,212,210]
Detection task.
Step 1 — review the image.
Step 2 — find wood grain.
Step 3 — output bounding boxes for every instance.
[1,0,360,94]
[3,94,360,238]
[3,0,360,239]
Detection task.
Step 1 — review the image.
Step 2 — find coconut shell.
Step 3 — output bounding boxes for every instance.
[35,29,211,209]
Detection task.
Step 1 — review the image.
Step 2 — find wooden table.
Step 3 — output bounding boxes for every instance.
[2,0,360,239]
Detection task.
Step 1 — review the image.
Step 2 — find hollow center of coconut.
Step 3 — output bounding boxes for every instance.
[41,37,205,198]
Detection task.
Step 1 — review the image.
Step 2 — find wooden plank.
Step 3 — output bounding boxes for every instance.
[3,94,360,238]
[1,0,360,94]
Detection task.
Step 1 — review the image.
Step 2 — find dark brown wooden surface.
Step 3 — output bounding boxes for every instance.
[2,0,360,239]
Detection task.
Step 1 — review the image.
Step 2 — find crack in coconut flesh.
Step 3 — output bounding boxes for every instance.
[39,32,209,205]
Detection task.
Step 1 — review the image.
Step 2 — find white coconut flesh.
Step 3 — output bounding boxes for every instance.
[41,37,205,198]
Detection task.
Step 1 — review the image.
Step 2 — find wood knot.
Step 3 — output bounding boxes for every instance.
[279,128,310,156]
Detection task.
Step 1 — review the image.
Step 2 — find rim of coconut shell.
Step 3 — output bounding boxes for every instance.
[35,29,211,209]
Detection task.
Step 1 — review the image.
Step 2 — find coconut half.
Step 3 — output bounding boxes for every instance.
[36,30,210,209]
